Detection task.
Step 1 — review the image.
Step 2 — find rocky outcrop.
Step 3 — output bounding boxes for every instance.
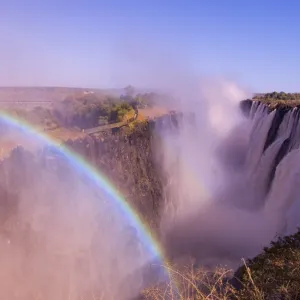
[93,124,163,223]
[0,118,172,299]
[239,99,253,117]
[263,106,290,151]
[70,121,164,228]
[0,119,169,241]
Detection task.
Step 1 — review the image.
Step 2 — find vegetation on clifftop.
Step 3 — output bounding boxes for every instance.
[251,91,300,108]
[254,91,300,102]
[53,92,136,129]
[1,85,161,133]
[2,87,300,299]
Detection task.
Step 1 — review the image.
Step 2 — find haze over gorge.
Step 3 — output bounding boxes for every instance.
[1,82,300,299]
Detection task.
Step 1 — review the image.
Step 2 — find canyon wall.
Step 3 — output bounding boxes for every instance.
[0,119,168,240]
[0,118,171,299]
[1,102,298,245]
[67,121,164,228]
[1,103,299,298]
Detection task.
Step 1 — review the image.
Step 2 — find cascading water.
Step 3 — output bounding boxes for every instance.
[159,94,300,269]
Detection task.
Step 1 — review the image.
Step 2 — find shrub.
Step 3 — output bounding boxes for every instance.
[53,93,136,129]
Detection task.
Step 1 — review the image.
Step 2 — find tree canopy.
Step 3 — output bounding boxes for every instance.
[53,92,136,129]
[253,91,300,101]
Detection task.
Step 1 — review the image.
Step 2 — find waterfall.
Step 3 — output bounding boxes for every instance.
[159,100,300,269]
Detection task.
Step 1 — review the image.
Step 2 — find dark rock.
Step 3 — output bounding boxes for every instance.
[239,99,253,117]
[263,105,290,152]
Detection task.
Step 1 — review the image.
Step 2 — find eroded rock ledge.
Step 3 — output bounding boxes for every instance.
[0,117,177,240]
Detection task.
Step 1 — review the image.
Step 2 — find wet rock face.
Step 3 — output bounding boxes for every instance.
[0,119,169,299]
[0,117,172,237]
[263,106,290,151]
[242,101,299,152]
[66,116,182,228]
[242,101,300,195]
[0,115,179,244]
[239,99,253,117]
[90,127,161,226]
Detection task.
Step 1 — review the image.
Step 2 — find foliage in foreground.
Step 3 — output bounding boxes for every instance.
[235,229,300,299]
[141,229,300,300]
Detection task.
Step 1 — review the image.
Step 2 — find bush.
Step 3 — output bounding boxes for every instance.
[253,92,300,102]
[53,93,136,129]
[234,230,300,299]
[109,103,134,123]
[142,230,300,299]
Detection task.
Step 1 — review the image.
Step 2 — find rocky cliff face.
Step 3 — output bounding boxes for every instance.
[3,102,297,240]
[2,102,300,298]
[0,119,167,239]
[0,118,170,299]
[66,121,164,228]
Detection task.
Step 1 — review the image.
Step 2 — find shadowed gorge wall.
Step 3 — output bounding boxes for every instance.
[0,117,175,299]
[64,121,165,229]
[0,117,173,244]
[3,102,300,298]
[0,126,170,299]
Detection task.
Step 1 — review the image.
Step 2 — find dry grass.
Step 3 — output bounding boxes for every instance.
[136,112,147,122]
[45,127,87,142]
[139,107,170,119]
[260,99,300,109]
[141,260,264,300]
[142,231,300,299]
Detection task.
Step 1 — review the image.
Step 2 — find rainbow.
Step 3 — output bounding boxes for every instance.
[0,113,167,267]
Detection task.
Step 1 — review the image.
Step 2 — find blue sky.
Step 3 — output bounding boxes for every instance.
[1,0,300,92]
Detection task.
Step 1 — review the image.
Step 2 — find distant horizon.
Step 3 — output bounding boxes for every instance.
[0,85,299,95]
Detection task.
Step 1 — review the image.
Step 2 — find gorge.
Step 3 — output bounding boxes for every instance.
[1,96,300,299]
